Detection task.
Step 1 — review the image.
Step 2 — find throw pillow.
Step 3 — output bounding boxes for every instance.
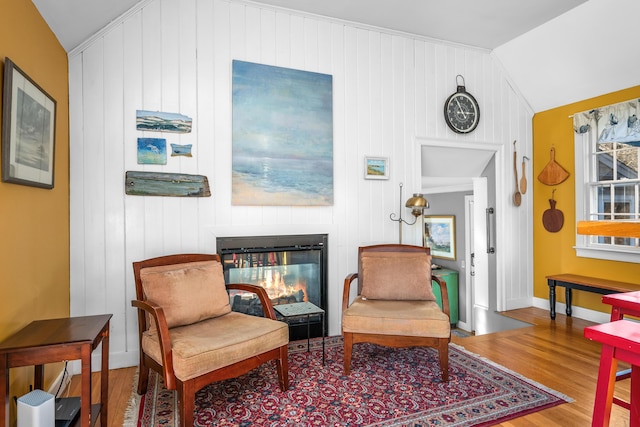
[140,260,231,329]
[360,251,435,300]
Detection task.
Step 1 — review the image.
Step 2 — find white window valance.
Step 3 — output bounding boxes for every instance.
[573,98,640,145]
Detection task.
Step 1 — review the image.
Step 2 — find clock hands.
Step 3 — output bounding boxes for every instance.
[455,99,468,116]
[455,98,475,118]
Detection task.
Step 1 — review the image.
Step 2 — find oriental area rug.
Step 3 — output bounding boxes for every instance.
[125,337,571,426]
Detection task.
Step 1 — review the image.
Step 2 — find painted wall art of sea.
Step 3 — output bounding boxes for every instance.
[170,143,193,157]
[231,60,334,206]
[232,156,333,206]
[136,110,192,133]
[137,137,166,165]
[125,171,210,197]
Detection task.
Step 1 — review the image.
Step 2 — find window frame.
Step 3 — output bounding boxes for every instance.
[574,129,640,263]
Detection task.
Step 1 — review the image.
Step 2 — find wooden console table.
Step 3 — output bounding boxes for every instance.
[0,314,112,427]
[546,274,636,319]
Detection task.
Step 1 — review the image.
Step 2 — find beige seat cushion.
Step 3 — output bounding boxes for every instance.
[142,311,289,381]
[360,252,436,301]
[140,260,231,329]
[342,297,450,338]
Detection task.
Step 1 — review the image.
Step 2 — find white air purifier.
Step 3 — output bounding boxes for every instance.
[17,389,55,427]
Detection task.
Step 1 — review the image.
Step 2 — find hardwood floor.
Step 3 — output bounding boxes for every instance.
[68,307,631,426]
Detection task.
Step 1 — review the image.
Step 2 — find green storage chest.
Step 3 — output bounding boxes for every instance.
[432,268,459,326]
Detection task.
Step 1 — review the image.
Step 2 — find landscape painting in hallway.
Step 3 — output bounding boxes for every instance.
[232,60,333,206]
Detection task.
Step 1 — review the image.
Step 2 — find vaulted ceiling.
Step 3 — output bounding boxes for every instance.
[32,0,640,113]
[32,0,587,52]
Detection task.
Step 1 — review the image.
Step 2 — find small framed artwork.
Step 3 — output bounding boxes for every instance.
[424,215,456,260]
[137,137,167,164]
[170,143,192,157]
[364,156,389,180]
[2,58,57,188]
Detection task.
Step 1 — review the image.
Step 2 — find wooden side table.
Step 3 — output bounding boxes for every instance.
[0,314,112,427]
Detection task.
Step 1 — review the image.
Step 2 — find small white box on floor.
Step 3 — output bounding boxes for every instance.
[17,389,55,427]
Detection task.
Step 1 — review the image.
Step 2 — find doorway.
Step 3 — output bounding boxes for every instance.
[418,138,531,335]
[464,182,531,335]
[417,138,499,333]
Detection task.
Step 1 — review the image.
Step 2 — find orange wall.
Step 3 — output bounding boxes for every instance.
[533,86,640,314]
[0,0,69,419]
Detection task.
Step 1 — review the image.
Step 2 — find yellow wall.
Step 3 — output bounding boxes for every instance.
[0,0,69,420]
[533,86,640,314]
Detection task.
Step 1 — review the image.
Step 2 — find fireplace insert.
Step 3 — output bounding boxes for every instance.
[216,234,328,340]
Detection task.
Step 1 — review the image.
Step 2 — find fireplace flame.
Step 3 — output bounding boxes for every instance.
[260,269,308,302]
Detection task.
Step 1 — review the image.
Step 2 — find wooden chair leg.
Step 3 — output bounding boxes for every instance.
[343,332,353,375]
[178,380,196,427]
[137,363,149,394]
[276,345,289,390]
[437,339,449,382]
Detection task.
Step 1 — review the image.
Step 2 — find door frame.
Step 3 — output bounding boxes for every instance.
[460,194,474,332]
[415,138,506,312]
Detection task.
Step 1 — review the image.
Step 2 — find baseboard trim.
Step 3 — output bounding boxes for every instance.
[532,297,610,324]
[66,350,140,376]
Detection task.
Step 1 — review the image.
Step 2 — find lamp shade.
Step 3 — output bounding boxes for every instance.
[405,193,429,210]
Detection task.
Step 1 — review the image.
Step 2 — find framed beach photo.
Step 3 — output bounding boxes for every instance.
[2,58,57,188]
[424,215,456,260]
[364,156,389,180]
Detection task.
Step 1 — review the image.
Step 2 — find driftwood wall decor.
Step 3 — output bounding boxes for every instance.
[125,171,211,197]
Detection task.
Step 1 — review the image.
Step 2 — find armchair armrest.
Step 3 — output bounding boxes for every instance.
[432,275,450,319]
[227,283,278,320]
[342,273,358,313]
[131,299,176,389]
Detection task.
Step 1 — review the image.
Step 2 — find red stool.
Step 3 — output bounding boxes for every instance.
[602,291,640,407]
[584,319,640,426]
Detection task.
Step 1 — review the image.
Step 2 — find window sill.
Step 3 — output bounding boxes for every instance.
[574,245,640,263]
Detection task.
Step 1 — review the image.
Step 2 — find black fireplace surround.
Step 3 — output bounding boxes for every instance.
[216,234,328,341]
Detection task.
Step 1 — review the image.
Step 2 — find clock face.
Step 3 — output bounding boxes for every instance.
[444,90,480,134]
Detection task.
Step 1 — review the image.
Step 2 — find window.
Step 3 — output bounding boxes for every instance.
[573,99,640,262]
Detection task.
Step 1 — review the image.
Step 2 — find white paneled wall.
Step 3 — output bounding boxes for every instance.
[69,0,534,368]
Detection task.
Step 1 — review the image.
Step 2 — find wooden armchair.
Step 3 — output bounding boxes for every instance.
[342,244,451,381]
[131,253,289,427]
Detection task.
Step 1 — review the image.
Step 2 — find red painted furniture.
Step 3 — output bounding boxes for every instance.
[602,291,640,409]
[603,290,640,321]
[584,320,640,427]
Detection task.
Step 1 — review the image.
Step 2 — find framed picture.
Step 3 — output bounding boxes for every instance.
[2,58,57,188]
[424,215,456,260]
[364,156,389,180]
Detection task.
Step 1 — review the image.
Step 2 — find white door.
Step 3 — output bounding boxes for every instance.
[472,177,490,334]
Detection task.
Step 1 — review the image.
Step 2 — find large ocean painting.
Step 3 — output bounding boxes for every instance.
[232,60,333,206]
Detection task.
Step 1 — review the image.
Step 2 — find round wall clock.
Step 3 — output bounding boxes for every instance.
[444,75,480,134]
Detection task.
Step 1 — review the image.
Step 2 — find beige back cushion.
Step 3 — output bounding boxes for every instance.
[140,260,231,328]
[360,251,435,301]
